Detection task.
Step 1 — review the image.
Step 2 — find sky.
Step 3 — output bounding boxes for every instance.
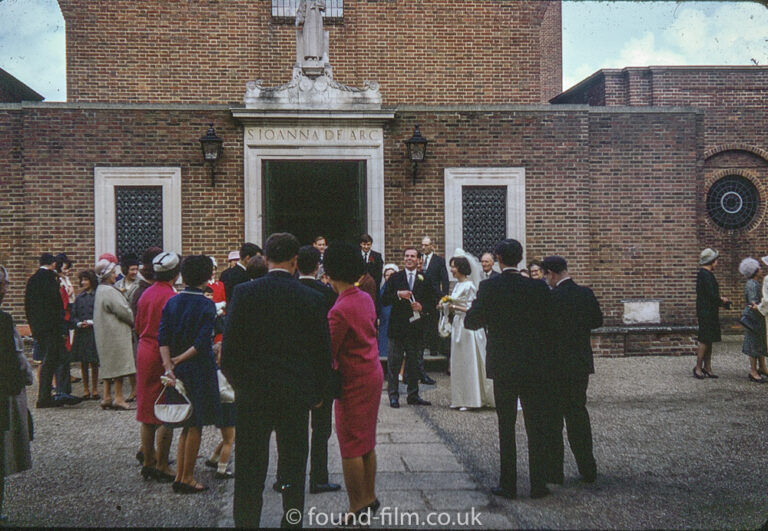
[0,0,766,102]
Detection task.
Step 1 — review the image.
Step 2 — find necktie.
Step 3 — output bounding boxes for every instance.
[424,255,430,272]
[408,272,414,290]
[364,252,369,263]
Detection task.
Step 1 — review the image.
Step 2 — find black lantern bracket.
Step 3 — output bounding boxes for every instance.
[199,123,223,187]
[404,125,429,185]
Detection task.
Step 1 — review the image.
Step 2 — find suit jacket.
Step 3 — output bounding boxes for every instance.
[481,270,501,282]
[381,269,436,340]
[24,267,65,338]
[219,264,250,305]
[465,270,554,382]
[550,278,603,376]
[422,253,449,297]
[299,277,337,314]
[361,250,384,289]
[221,270,332,408]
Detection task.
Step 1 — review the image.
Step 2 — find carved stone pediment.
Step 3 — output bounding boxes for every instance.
[244,67,381,110]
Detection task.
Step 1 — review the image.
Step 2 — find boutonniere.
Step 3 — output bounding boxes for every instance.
[368,255,375,263]
[417,274,424,282]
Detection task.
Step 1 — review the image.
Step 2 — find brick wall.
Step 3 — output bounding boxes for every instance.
[1,104,702,336]
[586,109,701,327]
[553,66,768,330]
[2,105,243,321]
[58,0,561,105]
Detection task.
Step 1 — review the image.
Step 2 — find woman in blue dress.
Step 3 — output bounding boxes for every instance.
[158,254,221,494]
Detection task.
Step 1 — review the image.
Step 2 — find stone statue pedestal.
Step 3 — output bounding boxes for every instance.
[242,28,381,111]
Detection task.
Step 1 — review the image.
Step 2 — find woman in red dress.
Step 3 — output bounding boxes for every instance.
[134,252,180,482]
[323,242,384,520]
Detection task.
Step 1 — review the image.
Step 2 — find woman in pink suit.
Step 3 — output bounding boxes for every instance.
[324,242,384,522]
[134,251,180,482]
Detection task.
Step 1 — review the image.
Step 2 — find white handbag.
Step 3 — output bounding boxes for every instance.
[154,377,193,424]
[217,369,235,403]
[438,302,452,338]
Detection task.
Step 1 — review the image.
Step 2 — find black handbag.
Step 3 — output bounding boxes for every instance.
[739,307,763,333]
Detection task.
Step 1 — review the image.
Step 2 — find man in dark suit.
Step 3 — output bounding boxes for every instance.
[221,233,331,528]
[25,253,80,408]
[220,242,262,305]
[381,247,436,408]
[542,255,603,485]
[273,245,340,495]
[359,233,384,289]
[480,252,501,281]
[465,239,554,500]
[419,236,448,383]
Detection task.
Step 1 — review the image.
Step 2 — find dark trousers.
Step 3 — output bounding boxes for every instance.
[387,332,421,400]
[55,344,72,395]
[234,394,310,528]
[277,398,332,485]
[494,378,549,495]
[548,374,595,482]
[309,399,332,484]
[36,334,64,404]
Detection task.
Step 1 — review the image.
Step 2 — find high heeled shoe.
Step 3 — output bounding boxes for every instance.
[176,482,208,494]
[140,466,154,480]
[693,367,705,380]
[702,368,719,379]
[172,481,182,493]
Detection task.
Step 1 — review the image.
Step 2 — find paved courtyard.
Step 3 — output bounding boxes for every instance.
[3,335,767,528]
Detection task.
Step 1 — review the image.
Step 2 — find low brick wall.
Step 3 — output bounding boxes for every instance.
[592,326,698,358]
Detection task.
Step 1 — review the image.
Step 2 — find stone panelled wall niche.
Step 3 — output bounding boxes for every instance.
[444,167,526,272]
[93,167,182,261]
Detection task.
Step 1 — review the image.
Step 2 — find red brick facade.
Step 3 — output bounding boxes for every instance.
[58,0,562,105]
[1,5,764,359]
[552,66,768,333]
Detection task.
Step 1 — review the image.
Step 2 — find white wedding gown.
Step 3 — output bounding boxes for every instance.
[449,280,495,409]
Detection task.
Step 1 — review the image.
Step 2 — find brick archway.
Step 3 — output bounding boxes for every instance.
[704,144,768,163]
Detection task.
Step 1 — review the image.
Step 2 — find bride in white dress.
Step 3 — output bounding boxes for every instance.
[443,250,495,410]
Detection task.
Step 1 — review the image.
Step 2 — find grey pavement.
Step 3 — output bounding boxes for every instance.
[4,336,768,528]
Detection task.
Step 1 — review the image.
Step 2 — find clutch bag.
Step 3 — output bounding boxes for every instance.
[154,378,192,424]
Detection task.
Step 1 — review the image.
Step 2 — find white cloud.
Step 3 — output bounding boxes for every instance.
[662,4,768,65]
[0,0,66,100]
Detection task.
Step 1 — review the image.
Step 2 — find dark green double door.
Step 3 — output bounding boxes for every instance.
[262,160,367,246]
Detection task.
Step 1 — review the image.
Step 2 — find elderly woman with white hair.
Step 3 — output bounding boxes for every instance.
[744,256,768,382]
[93,259,136,410]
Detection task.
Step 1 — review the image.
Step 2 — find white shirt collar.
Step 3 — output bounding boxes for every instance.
[270,268,292,274]
[237,262,246,271]
[299,275,315,280]
[556,276,571,287]
[502,267,518,272]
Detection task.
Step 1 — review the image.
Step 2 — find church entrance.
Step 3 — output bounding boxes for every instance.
[261,159,367,245]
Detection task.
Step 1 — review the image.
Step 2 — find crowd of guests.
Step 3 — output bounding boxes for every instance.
[5,233,768,525]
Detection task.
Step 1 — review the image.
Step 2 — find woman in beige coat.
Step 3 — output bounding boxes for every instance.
[94,259,136,410]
